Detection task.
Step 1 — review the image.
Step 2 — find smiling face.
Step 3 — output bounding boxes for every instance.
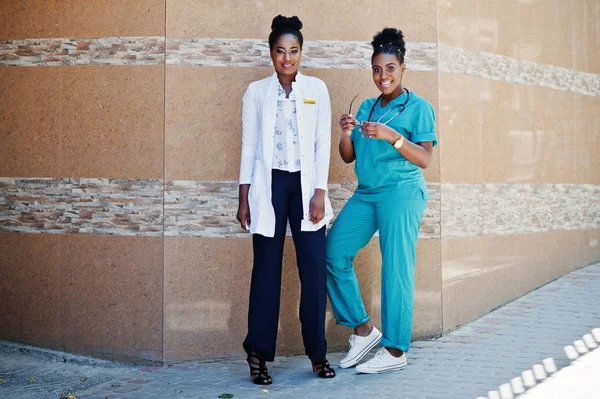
[271,33,301,79]
[371,52,406,98]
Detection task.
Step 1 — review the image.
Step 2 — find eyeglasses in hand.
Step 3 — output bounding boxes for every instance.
[348,94,364,127]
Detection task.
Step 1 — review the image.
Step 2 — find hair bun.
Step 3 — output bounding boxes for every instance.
[271,15,303,31]
[371,28,405,50]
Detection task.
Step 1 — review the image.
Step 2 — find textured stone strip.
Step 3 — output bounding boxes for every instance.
[442,183,600,238]
[164,180,242,238]
[0,37,165,66]
[165,180,441,238]
[439,44,600,97]
[0,178,163,235]
[3,37,599,97]
[2,178,598,237]
[167,38,438,70]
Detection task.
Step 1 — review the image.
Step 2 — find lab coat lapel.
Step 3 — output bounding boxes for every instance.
[292,71,304,102]
[292,72,305,150]
[261,72,278,172]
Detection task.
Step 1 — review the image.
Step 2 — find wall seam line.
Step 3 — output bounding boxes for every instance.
[58,0,64,351]
[435,0,444,336]
[161,0,167,363]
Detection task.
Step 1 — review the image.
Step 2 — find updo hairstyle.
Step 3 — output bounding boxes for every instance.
[371,28,406,64]
[269,15,304,50]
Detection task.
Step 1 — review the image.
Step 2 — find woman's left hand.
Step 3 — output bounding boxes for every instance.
[309,189,326,224]
[361,122,399,143]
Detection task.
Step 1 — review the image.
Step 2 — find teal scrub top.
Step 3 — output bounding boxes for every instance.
[351,91,437,197]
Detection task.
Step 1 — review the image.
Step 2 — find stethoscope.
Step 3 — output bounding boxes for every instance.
[366,88,411,126]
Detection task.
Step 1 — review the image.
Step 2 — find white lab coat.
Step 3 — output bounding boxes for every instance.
[239,71,333,238]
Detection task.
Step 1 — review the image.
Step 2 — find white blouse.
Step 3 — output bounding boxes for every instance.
[272,82,301,172]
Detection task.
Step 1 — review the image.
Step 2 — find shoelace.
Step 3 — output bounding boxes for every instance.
[348,335,356,349]
[372,348,387,361]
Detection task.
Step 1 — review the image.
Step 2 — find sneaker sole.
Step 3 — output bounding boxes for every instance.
[355,361,407,374]
[339,331,383,369]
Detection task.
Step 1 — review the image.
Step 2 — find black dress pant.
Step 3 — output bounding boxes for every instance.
[243,169,327,362]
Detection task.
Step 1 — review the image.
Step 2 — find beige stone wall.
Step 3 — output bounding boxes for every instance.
[1,1,167,363]
[0,0,598,362]
[437,0,600,332]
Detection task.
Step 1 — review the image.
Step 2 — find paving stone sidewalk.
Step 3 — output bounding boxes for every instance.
[76,262,599,399]
[0,342,136,399]
[2,263,599,399]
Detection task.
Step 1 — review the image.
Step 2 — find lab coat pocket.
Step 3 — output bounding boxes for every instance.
[248,160,262,201]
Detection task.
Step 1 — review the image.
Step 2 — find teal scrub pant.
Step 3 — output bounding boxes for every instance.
[326,188,426,352]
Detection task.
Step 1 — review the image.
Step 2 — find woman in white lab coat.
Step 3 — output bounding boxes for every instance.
[236,15,335,384]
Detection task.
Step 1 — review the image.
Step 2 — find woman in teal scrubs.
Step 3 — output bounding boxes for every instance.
[326,28,437,374]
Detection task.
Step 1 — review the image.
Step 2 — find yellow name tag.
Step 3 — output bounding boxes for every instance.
[303,97,316,104]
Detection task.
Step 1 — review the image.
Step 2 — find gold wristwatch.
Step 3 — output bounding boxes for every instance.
[393,135,405,150]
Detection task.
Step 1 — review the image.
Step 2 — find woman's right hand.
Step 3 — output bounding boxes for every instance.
[339,113,358,136]
[237,202,251,230]
[237,184,251,230]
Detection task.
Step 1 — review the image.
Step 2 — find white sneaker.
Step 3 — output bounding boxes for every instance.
[339,326,382,369]
[355,347,407,374]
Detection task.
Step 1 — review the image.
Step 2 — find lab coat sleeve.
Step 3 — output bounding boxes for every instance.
[239,84,258,185]
[314,80,331,191]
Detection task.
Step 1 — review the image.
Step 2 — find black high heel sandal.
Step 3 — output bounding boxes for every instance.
[246,354,273,385]
[312,358,336,378]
